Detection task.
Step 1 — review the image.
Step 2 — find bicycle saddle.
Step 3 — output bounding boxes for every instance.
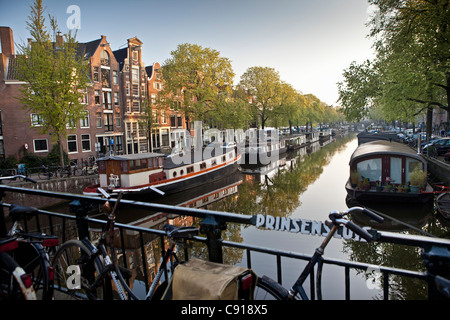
[9,204,38,222]
[164,224,199,239]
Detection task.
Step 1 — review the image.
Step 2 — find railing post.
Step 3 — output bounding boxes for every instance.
[0,189,7,237]
[69,199,91,240]
[421,245,450,299]
[200,216,226,263]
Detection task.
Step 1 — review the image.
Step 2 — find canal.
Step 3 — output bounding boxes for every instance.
[49,132,450,299]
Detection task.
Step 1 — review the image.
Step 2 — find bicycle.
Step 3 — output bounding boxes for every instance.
[0,175,58,300]
[38,165,55,180]
[52,190,138,300]
[254,207,385,300]
[57,162,81,178]
[0,237,36,300]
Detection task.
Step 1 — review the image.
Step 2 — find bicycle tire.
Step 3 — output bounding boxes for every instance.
[38,171,50,180]
[10,240,53,300]
[52,240,105,300]
[254,275,290,300]
[0,252,37,300]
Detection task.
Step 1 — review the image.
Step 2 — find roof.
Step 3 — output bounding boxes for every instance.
[98,152,165,161]
[112,47,128,71]
[349,140,426,166]
[76,38,102,59]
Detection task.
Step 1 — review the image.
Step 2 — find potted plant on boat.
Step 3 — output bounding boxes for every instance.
[375,180,383,192]
[383,177,393,192]
[409,167,427,194]
[362,178,371,191]
[350,169,360,188]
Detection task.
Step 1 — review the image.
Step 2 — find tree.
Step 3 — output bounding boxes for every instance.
[160,43,235,124]
[238,66,283,129]
[15,0,90,166]
[338,0,449,129]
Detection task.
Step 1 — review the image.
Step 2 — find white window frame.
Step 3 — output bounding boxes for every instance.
[80,111,89,128]
[81,134,91,152]
[33,139,48,153]
[67,135,78,154]
[31,113,44,127]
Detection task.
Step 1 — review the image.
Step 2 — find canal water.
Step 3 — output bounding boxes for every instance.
[50,132,450,299]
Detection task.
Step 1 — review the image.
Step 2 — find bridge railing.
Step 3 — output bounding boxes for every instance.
[0,184,449,300]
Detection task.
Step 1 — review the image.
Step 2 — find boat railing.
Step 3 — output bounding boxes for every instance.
[0,184,449,300]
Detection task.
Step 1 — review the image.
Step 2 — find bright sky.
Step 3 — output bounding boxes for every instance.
[0,0,375,106]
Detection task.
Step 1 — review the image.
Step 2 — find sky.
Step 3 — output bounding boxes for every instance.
[0,0,376,106]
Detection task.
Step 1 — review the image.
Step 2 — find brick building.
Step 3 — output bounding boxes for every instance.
[0,26,188,165]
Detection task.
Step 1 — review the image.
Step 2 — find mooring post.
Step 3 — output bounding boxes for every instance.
[69,199,90,240]
[200,216,226,263]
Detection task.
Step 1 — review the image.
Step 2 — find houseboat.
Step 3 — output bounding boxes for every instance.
[285,134,307,151]
[83,145,241,199]
[242,138,287,166]
[346,140,434,203]
[306,132,320,144]
[318,128,332,141]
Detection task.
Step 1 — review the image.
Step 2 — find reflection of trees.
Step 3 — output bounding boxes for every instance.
[211,134,356,219]
[343,238,427,300]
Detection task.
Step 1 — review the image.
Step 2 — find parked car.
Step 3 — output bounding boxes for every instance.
[422,138,450,156]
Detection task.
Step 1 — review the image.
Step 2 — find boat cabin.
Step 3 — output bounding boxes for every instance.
[349,140,426,186]
[97,153,165,188]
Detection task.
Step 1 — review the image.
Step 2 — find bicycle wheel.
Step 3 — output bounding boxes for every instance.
[52,240,105,300]
[10,240,53,300]
[254,275,291,300]
[38,171,49,180]
[0,252,37,300]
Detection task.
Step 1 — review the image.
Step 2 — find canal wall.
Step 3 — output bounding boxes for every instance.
[1,175,99,209]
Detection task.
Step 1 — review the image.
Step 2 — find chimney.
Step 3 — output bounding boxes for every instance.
[56,31,63,48]
[0,27,15,56]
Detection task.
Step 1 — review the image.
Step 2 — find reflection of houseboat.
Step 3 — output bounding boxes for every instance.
[285,135,307,151]
[345,140,434,203]
[243,138,286,166]
[319,128,332,141]
[83,146,241,198]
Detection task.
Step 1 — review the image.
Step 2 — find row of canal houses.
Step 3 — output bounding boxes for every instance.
[0,26,188,165]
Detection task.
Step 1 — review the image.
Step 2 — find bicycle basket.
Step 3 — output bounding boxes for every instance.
[166,258,257,300]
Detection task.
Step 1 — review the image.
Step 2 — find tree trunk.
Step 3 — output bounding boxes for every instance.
[58,137,65,167]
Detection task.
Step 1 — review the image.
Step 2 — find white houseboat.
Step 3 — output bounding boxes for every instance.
[83,145,241,199]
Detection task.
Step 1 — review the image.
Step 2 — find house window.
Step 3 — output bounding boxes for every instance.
[113,71,119,85]
[104,113,114,131]
[170,116,176,127]
[114,92,120,107]
[34,139,48,152]
[95,90,101,105]
[151,94,157,105]
[116,136,123,153]
[126,82,130,96]
[177,116,182,127]
[103,91,112,110]
[132,100,140,113]
[126,100,131,113]
[101,68,111,88]
[31,113,44,127]
[67,135,77,153]
[80,111,89,128]
[81,134,91,151]
[96,112,102,128]
[93,67,99,82]
[132,68,139,83]
[115,113,121,128]
[132,84,139,97]
[100,50,109,66]
[153,82,162,90]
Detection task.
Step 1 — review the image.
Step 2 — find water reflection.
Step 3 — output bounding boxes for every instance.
[44,132,450,299]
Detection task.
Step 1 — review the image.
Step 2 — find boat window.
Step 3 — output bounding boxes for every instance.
[129,160,135,171]
[406,158,423,183]
[173,171,177,178]
[200,162,207,169]
[222,156,226,162]
[390,157,402,184]
[356,158,381,181]
[180,170,184,175]
[120,161,127,172]
[187,166,194,174]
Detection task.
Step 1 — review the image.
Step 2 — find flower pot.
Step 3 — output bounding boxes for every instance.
[410,185,420,194]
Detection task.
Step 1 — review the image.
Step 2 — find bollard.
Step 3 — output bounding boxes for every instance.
[200,216,227,263]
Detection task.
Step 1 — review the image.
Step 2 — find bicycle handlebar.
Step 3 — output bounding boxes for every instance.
[329,207,384,242]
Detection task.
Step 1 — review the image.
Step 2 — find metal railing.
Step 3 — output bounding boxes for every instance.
[1,184,449,300]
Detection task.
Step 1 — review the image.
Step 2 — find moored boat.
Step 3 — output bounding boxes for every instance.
[436,192,450,219]
[285,134,307,151]
[346,140,434,203]
[83,145,241,199]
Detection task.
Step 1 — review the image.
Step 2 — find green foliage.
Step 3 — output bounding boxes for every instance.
[15,0,90,166]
